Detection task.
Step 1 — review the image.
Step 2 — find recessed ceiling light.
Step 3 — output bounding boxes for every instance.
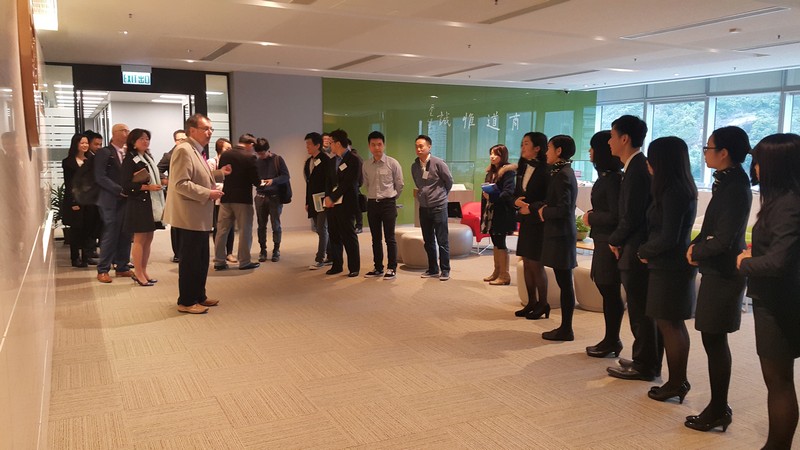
[593,36,606,41]
[430,95,438,99]
[206,91,223,96]
[152,99,184,104]
[53,84,73,88]
[160,94,186,99]
[674,73,680,76]
[606,68,636,73]
[185,60,195,63]
[119,30,128,35]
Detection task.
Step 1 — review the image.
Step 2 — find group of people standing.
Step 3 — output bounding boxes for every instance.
[489,114,800,448]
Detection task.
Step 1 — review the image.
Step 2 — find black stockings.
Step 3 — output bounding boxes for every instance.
[759,356,797,449]
[522,257,547,307]
[597,283,624,345]
[553,268,575,331]
[657,319,690,390]
[698,332,732,419]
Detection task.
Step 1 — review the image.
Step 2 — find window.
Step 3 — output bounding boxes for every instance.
[789,93,800,134]
[504,111,532,161]
[599,103,644,129]
[650,101,705,183]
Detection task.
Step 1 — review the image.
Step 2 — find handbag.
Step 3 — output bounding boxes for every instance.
[273,154,292,204]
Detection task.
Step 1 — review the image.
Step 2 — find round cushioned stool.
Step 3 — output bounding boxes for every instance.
[573,257,603,312]
[394,227,421,263]
[448,223,474,258]
[399,232,427,269]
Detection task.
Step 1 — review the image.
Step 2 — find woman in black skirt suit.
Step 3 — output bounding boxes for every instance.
[538,135,578,341]
[637,136,697,404]
[738,133,800,450]
[61,133,97,267]
[513,132,550,319]
[121,128,166,286]
[583,131,624,358]
[481,144,517,285]
[684,126,752,432]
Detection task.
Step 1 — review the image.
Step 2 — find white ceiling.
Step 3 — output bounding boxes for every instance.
[37,0,800,91]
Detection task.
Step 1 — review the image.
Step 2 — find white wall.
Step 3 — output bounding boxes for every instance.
[109,101,184,163]
[229,72,323,231]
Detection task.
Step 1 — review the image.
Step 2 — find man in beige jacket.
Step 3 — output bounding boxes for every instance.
[163,114,231,314]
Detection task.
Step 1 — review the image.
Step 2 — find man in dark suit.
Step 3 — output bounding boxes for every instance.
[303,132,331,270]
[324,129,362,277]
[606,115,662,381]
[93,123,133,283]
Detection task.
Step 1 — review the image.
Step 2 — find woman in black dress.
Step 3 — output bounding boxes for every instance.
[738,133,800,450]
[513,132,549,319]
[583,131,624,358]
[61,133,97,267]
[538,135,578,341]
[684,126,751,432]
[481,144,517,286]
[637,136,697,404]
[121,129,166,286]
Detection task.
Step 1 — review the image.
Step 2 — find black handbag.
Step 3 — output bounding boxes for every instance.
[273,154,292,204]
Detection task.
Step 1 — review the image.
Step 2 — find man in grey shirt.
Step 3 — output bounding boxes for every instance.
[362,131,404,279]
[411,134,453,281]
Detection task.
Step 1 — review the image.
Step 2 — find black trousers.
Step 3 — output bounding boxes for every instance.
[176,228,209,306]
[327,207,360,273]
[367,199,398,271]
[621,267,663,375]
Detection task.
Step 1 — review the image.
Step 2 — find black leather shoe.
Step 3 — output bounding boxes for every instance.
[607,365,656,381]
[326,268,343,275]
[618,357,634,368]
[258,250,267,262]
[239,262,260,270]
[347,271,359,277]
[542,327,574,341]
[586,340,623,358]
[214,264,228,271]
[271,251,280,262]
[648,381,691,404]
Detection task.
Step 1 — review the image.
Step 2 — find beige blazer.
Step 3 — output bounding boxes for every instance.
[162,138,225,231]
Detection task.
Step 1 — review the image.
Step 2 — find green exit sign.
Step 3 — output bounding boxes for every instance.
[122,71,151,85]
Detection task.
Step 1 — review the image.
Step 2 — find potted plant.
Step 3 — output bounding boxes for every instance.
[576,214,590,241]
[50,183,68,242]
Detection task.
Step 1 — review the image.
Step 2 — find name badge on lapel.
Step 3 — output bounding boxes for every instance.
[313,158,321,167]
[339,163,347,171]
[133,155,142,164]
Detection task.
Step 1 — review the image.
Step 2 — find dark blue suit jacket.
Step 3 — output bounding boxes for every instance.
[94,144,124,209]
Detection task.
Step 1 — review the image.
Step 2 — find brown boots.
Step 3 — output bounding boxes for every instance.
[484,248,510,285]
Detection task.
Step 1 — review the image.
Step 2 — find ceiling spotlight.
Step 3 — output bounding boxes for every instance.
[430,95,438,99]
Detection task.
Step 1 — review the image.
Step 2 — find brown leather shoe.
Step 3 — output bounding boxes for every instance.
[199,298,219,307]
[97,272,112,283]
[115,270,134,277]
[177,304,209,314]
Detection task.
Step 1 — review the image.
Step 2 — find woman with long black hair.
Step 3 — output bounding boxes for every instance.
[538,135,578,341]
[738,133,800,449]
[684,126,752,432]
[638,136,697,404]
[583,131,624,358]
[513,132,549,319]
[481,144,516,286]
[61,133,97,267]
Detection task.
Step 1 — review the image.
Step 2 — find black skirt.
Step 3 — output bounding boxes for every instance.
[516,220,544,260]
[694,273,745,333]
[645,269,697,321]
[541,236,577,270]
[754,304,800,359]
[590,238,620,286]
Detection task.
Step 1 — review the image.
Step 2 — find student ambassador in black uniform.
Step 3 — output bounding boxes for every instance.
[684,126,752,432]
[638,137,697,404]
[120,129,166,287]
[538,135,578,341]
[583,131,624,358]
[514,132,550,319]
[324,129,362,277]
[738,133,800,450]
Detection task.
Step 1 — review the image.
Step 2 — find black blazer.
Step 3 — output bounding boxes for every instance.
[61,156,84,226]
[609,152,652,271]
[326,150,362,216]
[304,151,331,218]
[120,152,158,231]
[481,163,517,234]
[515,159,548,228]
[541,164,578,240]
[587,171,621,242]
[94,144,124,209]
[219,146,260,204]
[691,166,751,277]
[637,184,697,271]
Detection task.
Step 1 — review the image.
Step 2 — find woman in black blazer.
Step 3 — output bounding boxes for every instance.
[121,128,166,286]
[481,144,517,286]
[684,126,752,432]
[513,132,549,319]
[61,133,97,267]
[583,131,624,358]
[638,137,697,404]
[538,135,578,341]
[738,133,800,450]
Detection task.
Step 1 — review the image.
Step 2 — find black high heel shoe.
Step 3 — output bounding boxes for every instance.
[515,303,535,317]
[147,279,158,283]
[586,340,623,358]
[131,275,154,287]
[685,406,732,432]
[647,381,690,404]
[525,302,551,320]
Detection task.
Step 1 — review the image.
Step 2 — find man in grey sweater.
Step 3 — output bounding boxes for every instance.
[411,134,453,281]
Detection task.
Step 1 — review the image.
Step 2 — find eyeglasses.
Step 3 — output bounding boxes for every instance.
[702,146,717,153]
[194,126,214,133]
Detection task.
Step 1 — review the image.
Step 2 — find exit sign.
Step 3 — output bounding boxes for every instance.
[122,71,151,85]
